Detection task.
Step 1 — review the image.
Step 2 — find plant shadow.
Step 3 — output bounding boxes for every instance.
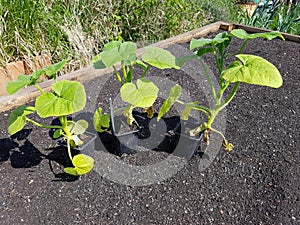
[1,129,44,168]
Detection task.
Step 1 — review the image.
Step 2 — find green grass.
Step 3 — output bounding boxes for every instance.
[0,0,239,72]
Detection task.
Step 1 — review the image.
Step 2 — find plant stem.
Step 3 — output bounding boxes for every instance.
[209,126,226,140]
[199,57,218,104]
[34,84,44,94]
[141,65,150,78]
[113,65,123,86]
[26,118,62,129]
[239,39,249,53]
[66,137,73,162]
[218,82,240,111]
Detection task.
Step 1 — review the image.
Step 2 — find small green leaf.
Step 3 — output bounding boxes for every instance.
[103,40,122,51]
[120,78,159,108]
[190,38,214,50]
[35,80,86,117]
[142,47,179,69]
[93,108,110,132]
[64,154,94,176]
[71,120,88,135]
[230,29,284,40]
[157,84,181,121]
[190,34,229,50]
[8,105,35,135]
[5,75,32,95]
[44,60,68,79]
[222,54,283,88]
[196,48,215,57]
[53,129,63,138]
[181,102,198,120]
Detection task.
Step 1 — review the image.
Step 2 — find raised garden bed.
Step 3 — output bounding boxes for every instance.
[0,22,299,224]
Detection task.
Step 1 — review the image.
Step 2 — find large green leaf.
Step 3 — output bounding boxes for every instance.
[142,47,179,69]
[100,42,137,67]
[157,84,181,120]
[93,108,110,132]
[120,78,159,108]
[8,105,35,135]
[5,75,32,95]
[222,54,283,88]
[35,80,86,117]
[230,29,284,40]
[64,154,94,176]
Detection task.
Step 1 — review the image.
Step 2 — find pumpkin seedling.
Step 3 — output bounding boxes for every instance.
[158,29,284,152]
[92,40,179,131]
[6,60,94,176]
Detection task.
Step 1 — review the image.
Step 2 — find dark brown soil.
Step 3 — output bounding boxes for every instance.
[0,32,299,225]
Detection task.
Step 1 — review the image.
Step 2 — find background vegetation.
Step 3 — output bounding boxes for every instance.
[0,0,239,71]
[238,0,300,35]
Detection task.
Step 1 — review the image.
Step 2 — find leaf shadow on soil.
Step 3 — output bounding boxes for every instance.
[0,129,43,168]
[0,128,78,182]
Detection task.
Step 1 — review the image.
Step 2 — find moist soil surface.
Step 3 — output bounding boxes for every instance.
[0,32,299,225]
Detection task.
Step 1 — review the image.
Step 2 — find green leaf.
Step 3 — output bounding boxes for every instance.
[53,129,63,138]
[190,38,214,50]
[64,154,94,176]
[67,119,88,135]
[190,34,229,50]
[5,75,32,95]
[181,102,198,120]
[103,40,122,51]
[120,78,159,108]
[230,29,285,40]
[157,84,181,121]
[93,108,110,132]
[222,54,283,88]
[196,48,215,57]
[142,47,179,69]
[35,80,86,117]
[44,60,68,79]
[8,105,35,135]
[100,42,137,67]
[5,60,68,95]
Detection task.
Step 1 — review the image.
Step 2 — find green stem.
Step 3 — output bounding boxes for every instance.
[199,58,218,103]
[239,39,249,54]
[26,118,62,129]
[66,137,73,162]
[218,82,240,111]
[176,100,211,116]
[34,84,44,94]
[121,62,127,82]
[141,65,150,78]
[209,126,226,140]
[113,65,123,86]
